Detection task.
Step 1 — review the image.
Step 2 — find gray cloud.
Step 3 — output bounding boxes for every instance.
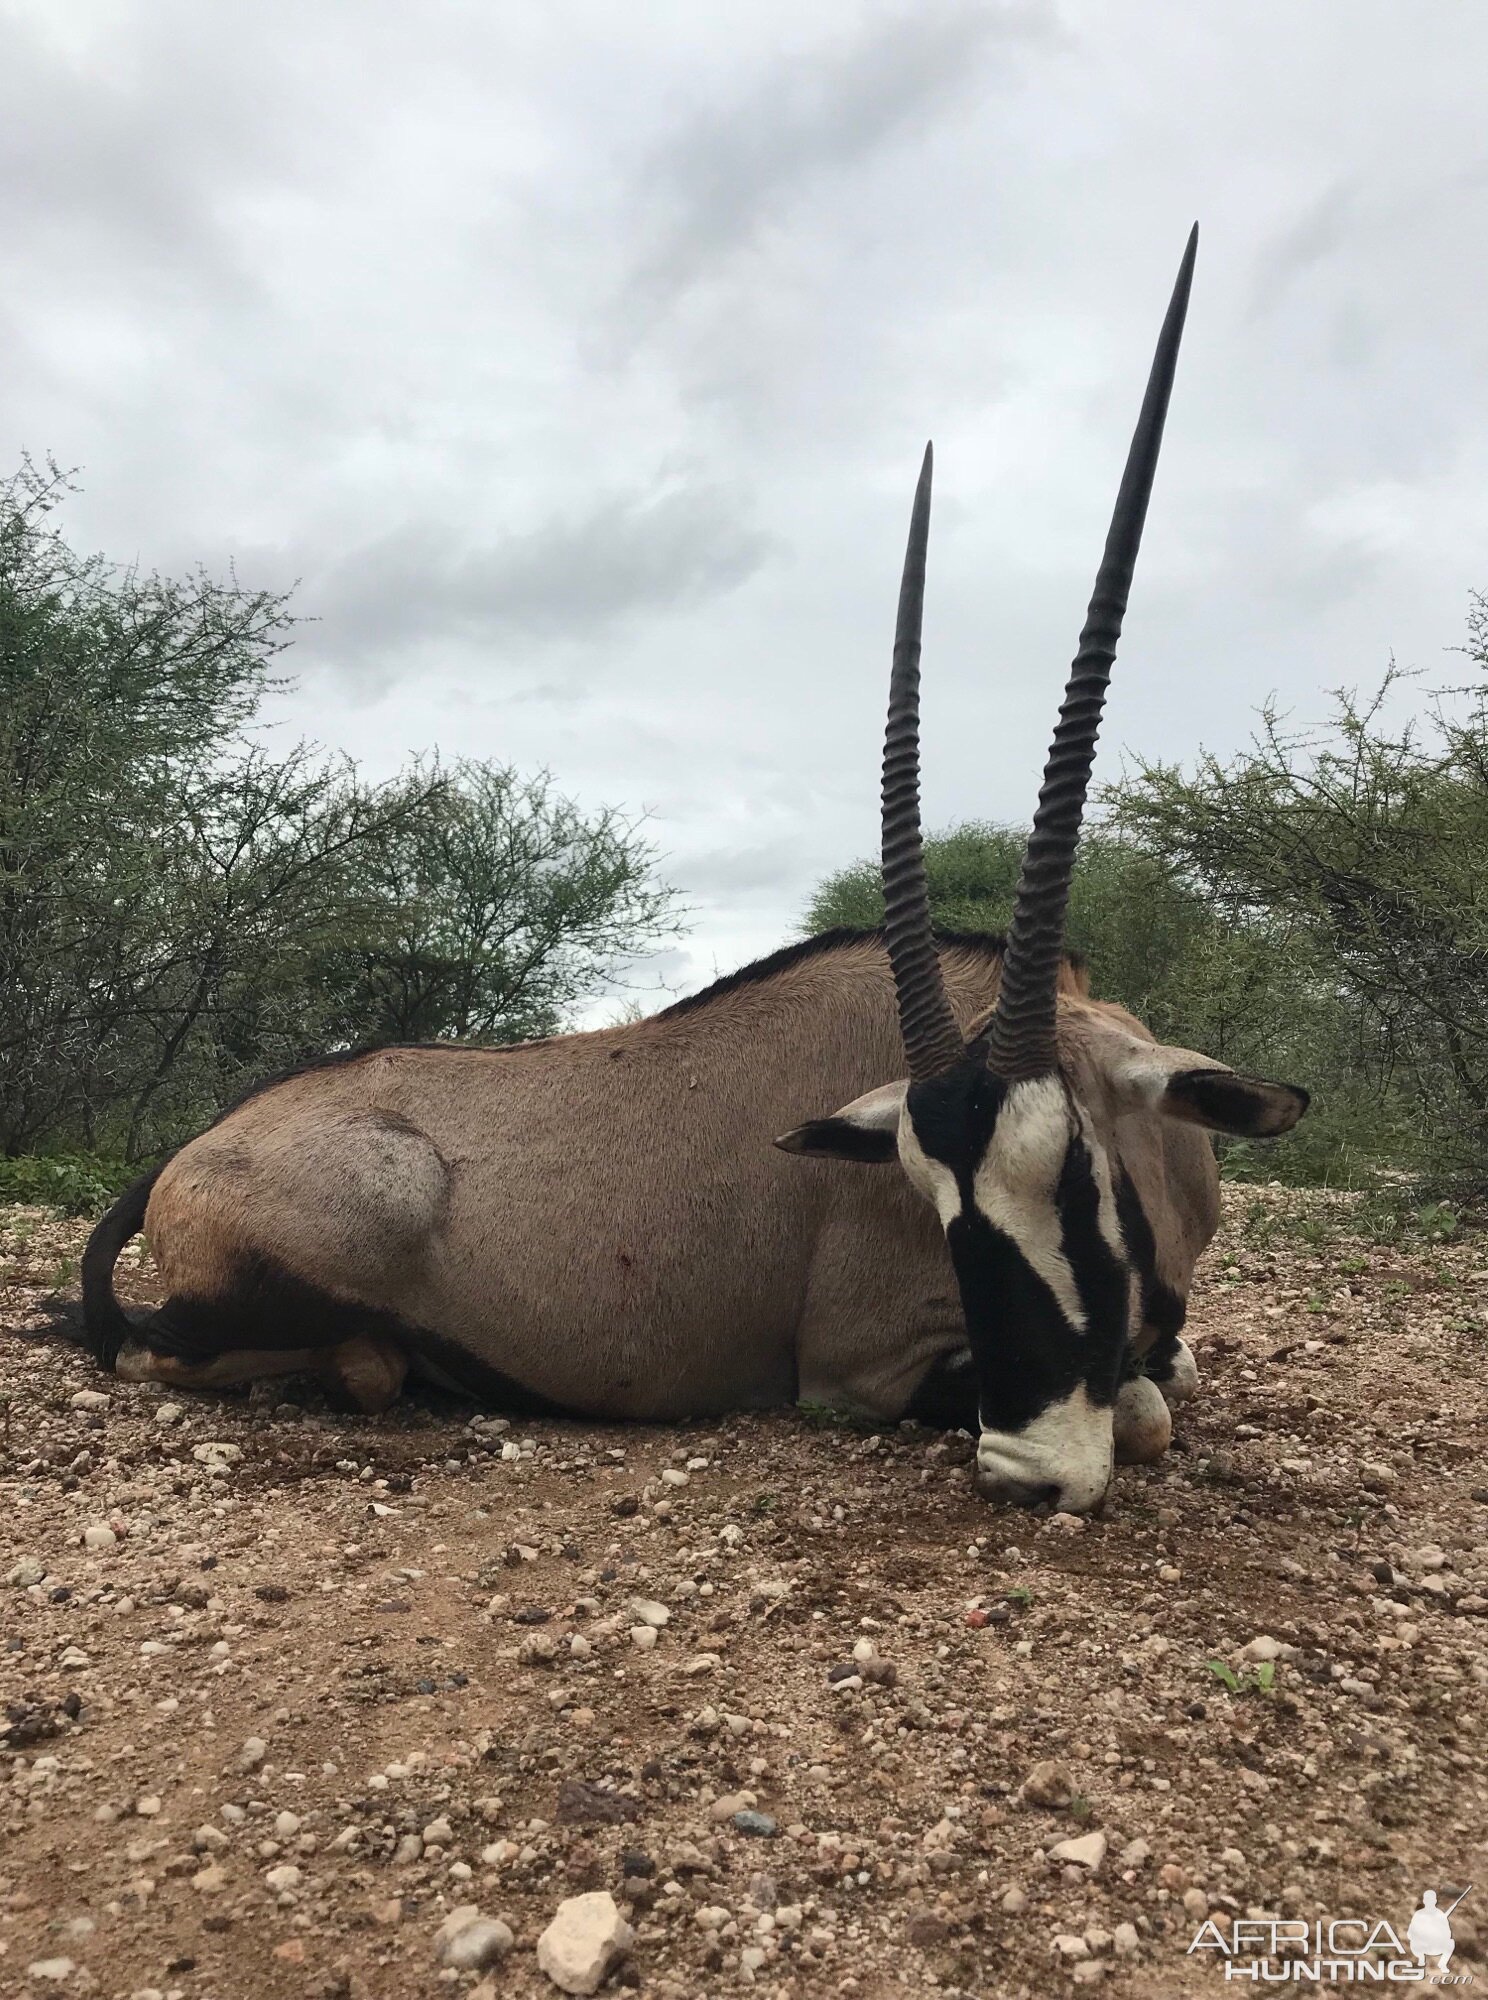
[303,482,774,658]
[2,0,1485,1015]
[623,3,1055,320]
[1247,182,1357,319]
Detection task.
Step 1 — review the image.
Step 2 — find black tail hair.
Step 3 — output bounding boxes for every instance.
[80,1166,164,1369]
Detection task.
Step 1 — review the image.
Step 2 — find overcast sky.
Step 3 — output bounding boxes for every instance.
[4,1,1486,1013]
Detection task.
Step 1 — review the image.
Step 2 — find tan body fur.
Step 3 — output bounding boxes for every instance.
[113,936,1218,1418]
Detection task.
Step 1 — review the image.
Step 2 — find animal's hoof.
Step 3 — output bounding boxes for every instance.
[1158,1336,1199,1408]
[1113,1374,1172,1464]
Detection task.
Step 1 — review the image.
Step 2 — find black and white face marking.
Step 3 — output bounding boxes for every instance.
[897,1059,1131,1513]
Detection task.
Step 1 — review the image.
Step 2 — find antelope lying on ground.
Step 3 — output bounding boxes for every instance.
[80,226,1306,1510]
[82,932,1108,1431]
[776,226,1307,1508]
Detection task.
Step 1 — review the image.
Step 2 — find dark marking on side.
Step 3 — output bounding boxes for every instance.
[132,1253,570,1417]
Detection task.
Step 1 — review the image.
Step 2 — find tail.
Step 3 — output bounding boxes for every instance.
[81,1166,165,1370]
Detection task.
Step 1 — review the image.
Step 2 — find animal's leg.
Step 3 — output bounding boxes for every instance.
[1144,1329,1198,1407]
[115,1342,327,1391]
[116,1334,408,1414]
[1113,1373,1172,1462]
[316,1335,407,1414]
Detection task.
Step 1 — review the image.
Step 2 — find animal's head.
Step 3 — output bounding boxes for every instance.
[778,229,1308,1513]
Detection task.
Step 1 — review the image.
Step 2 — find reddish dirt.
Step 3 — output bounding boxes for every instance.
[2,1187,1485,1999]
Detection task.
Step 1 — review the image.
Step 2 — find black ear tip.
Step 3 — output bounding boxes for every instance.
[1273,1082,1311,1132]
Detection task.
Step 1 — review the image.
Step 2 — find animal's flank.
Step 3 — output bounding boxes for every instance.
[81,1165,165,1368]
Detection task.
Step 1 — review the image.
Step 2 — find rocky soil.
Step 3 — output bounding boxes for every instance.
[2,1187,1485,1999]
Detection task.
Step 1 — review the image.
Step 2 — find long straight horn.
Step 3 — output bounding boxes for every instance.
[882,442,965,1081]
[985,225,1198,1081]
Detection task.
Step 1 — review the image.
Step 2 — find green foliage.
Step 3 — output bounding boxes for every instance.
[1108,639,1488,1190]
[0,459,684,1160]
[0,1153,132,1216]
[319,758,680,1048]
[808,820,1356,1179]
[809,599,1488,1190]
[1204,1657,1276,1696]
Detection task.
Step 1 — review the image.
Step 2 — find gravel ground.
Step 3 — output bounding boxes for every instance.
[2,1186,1486,2000]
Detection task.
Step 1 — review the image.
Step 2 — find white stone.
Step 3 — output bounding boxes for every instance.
[628,1596,670,1627]
[1113,1921,1140,1956]
[1055,1933,1091,1959]
[82,1522,118,1551]
[71,1389,111,1411]
[536,1890,634,1994]
[265,1863,301,1892]
[629,1624,658,1652]
[26,1960,76,1984]
[7,1556,46,1587]
[193,1441,242,1465]
[238,1735,268,1771]
[155,1402,184,1425]
[437,1906,514,1969]
[1049,1830,1107,1873]
[1243,1635,1283,1662]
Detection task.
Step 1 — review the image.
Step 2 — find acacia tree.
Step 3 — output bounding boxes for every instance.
[1107,636,1488,1184]
[324,759,683,1047]
[0,456,296,1152]
[0,460,686,1159]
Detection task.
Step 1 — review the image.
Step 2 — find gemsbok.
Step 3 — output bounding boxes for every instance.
[79,226,1307,1511]
[776,226,1308,1509]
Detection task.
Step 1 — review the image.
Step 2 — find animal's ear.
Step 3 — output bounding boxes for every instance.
[1109,1042,1309,1138]
[1159,1067,1310,1138]
[774,1080,907,1164]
